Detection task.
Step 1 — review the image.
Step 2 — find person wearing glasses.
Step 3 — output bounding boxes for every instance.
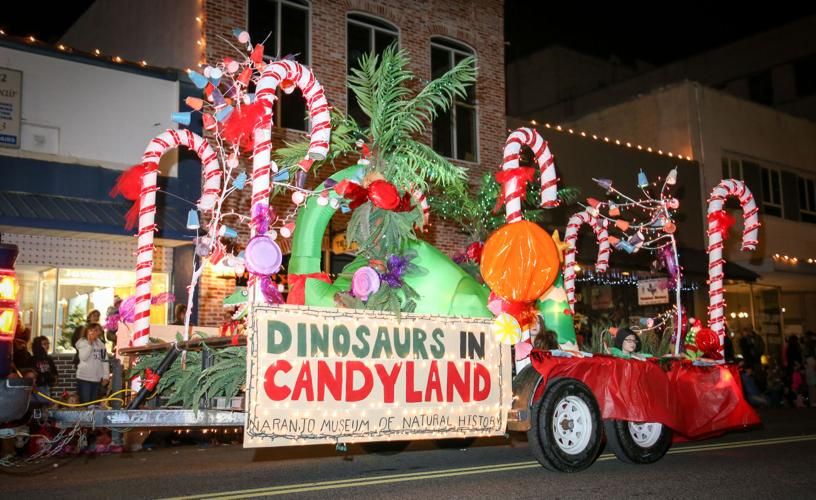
[611,328,650,360]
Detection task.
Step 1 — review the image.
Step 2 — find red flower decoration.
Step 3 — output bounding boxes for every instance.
[466,241,484,263]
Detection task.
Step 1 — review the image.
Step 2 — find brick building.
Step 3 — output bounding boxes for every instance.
[61,0,507,328]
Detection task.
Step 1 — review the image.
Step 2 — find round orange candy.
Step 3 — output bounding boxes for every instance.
[479,221,560,303]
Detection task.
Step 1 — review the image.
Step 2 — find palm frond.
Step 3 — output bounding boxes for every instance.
[385,140,468,192]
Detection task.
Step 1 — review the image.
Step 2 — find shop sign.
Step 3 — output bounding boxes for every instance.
[0,67,22,148]
[638,278,669,305]
[245,306,512,447]
[589,286,613,310]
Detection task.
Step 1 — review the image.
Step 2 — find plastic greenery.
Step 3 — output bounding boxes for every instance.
[132,345,246,411]
[431,172,582,242]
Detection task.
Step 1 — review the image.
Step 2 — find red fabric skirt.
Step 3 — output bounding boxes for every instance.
[530,351,760,440]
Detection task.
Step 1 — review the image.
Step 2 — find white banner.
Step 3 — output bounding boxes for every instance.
[638,278,670,305]
[245,306,512,447]
[0,67,22,148]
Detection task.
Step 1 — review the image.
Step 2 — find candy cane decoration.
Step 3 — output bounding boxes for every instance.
[252,60,331,223]
[133,129,221,347]
[706,179,760,351]
[563,209,611,312]
[500,127,559,223]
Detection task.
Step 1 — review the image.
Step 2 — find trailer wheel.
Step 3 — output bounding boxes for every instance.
[527,378,603,472]
[603,420,672,464]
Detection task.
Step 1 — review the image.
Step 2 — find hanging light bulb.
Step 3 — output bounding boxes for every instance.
[666,168,678,185]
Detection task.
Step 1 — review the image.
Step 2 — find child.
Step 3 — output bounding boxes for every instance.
[31,336,58,406]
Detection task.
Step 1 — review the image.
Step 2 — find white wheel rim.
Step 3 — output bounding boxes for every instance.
[551,395,593,455]
[628,421,662,448]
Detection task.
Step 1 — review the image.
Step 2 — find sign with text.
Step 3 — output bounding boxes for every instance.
[245,306,512,447]
[637,278,670,305]
[0,67,22,148]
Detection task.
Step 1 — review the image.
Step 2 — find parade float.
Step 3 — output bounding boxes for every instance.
[6,30,759,472]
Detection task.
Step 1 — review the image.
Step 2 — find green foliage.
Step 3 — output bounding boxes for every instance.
[130,345,247,411]
[59,308,86,350]
[346,202,424,258]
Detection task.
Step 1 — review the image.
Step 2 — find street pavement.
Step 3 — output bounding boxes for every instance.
[3,408,815,499]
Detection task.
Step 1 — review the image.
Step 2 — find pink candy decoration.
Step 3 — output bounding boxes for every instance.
[351,266,381,301]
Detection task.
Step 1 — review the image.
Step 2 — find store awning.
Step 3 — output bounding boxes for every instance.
[0,191,190,241]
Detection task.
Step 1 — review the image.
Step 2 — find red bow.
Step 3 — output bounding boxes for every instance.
[333,179,411,212]
[110,162,152,230]
[143,368,161,392]
[287,272,332,305]
[708,210,735,238]
[495,167,536,211]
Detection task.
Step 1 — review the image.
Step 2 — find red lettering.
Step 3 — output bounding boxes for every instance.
[424,361,443,401]
[291,361,315,401]
[345,361,374,402]
[263,360,292,401]
[405,361,423,403]
[473,363,491,401]
[317,361,343,401]
[446,361,470,402]
[375,363,402,403]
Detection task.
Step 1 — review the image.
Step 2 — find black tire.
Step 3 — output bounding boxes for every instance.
[603,420,672,464]
[360,440,410,455]
[527,378,603,472]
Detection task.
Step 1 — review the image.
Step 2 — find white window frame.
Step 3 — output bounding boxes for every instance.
[799,175,816,220]
[430,37,479,163]
[761,166,784,217]
[247,0,312,131]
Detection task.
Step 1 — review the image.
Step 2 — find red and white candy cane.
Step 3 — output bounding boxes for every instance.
[706,179,760,351]
[133,129,221,347]
[252,60,331,222]
[500,127,559,223]
[563,209,611,313]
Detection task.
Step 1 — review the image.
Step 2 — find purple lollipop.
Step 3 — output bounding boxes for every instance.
[245,235,282,275]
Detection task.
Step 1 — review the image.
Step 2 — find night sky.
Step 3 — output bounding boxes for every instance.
[1,2,814,66]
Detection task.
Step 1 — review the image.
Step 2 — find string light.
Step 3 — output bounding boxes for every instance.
[773,254,815,264]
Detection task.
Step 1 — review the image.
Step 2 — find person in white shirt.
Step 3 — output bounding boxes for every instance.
[75,323,110,404]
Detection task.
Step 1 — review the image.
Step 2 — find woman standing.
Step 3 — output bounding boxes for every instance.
[75,323,110,404]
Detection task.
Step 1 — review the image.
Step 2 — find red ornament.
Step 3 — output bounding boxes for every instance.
[466,241,484,263]
[695,327,721,358]
[367,180,400,210]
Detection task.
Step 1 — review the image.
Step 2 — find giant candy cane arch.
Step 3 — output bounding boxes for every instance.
[707,179,760,351]
[252,60,331,222]
[562,209,612,313]
[132,129,222,346]
[501,127,559,223]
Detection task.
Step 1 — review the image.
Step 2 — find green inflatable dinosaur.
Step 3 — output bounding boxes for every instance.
[288,166,492,318]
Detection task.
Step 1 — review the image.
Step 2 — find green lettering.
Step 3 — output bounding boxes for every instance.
[412,328,428,359]
[373,326,394,358]
[393,327,412,358]
[266,320,291,354]
[352,325,371,358]
[310,323,330,357]
[332,324,350,357]
[430,328,445,359]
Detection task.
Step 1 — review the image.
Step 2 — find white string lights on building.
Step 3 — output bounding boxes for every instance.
[772,253,816,265]
[515,121,694,162]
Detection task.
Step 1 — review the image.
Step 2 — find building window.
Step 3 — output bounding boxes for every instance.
[761,167,783,217]
[721,157,743,180]
[346,13,399,126]
[431,37,478,162]
[799,176,816,223]
[248,0,310,131]
[794,54,816,98]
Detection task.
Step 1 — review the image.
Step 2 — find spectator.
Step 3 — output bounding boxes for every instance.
[31,336,58,405]
[805,354,816,408]
[765,360,784,407]
[72,309,101,366]
[105,296,122,345]
[12,318,33,373]
[172,303,187,326]
[75,323,110,404]
[738,328,759,367]
[741,364,769,407]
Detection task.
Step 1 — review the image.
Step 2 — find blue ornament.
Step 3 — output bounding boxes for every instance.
[171,112,192,126]
[188,71,208,89]
[186,209,200,230]
[637,169,649,188]
[232,172,247,190]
